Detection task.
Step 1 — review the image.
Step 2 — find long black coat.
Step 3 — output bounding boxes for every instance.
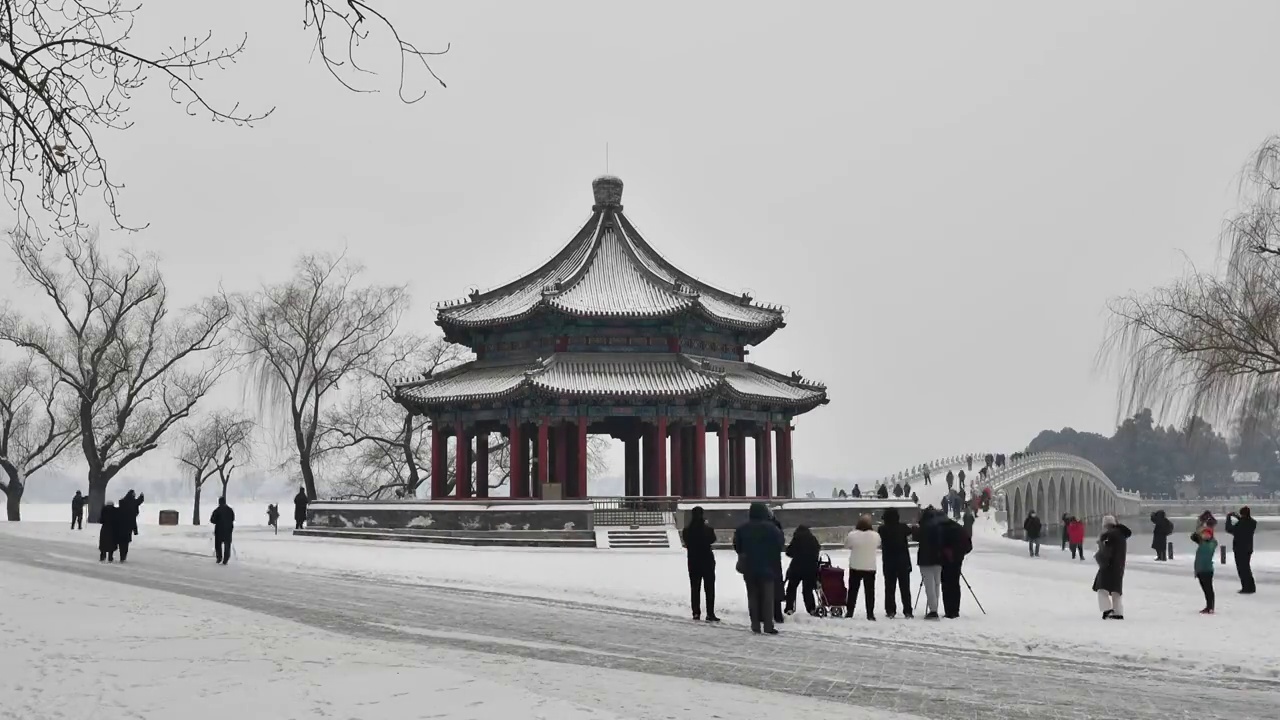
[914,512,945,567]
[1092,524,1132,594]
[878,511,913,574]
[939,518,972,566]
[115,492,144,543]
[98,505,118,553]
[1150,511,1173,551]
[210,505,236,538]
[682,520,717,572]
[1023,515,1043,539]
[294,491,310,523]
[1226,514,1257,554]
[785,528,821,581]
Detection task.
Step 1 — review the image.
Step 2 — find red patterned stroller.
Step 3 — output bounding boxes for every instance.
[815,553,847,617]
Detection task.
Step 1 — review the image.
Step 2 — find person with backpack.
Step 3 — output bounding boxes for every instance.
[1225,507,1257,594]
[1192,525,1218,614]
[682,506,720,622]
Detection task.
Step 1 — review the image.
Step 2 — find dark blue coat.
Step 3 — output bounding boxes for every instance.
[732,502,784,581]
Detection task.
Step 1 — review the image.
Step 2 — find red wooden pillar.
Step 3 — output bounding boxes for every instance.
[762,420,774,499]
[455,421,471,499]
[781,424,793,498]
[655,416,668,496]
[555,420,569,493]
[537,417,549,493]
[694,416,707,499]
[577,415,588,498]
[670,422,683,497]
[718,419,730,498]
[509,418,525,498]
[430,423,446,500]
[754,430,764,497]
[475,432,489,498]
[734,428,747,497]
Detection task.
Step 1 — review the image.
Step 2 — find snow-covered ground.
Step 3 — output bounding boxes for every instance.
[4,510,1279,683]
[1,559,923,720]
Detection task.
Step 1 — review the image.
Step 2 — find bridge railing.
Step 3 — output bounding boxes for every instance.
[882,451,991,487]
[982,452,1140,501]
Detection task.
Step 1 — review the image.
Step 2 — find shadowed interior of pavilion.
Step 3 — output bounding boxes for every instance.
[394,176,829,503]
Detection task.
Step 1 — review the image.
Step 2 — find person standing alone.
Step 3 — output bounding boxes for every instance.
[293,487,309,530]
[210,497,236,565]
[1067,516,1086,560]
[1225,507,1257,594]
[71,491,85,530]
[1023,511,1042,557]
[682,506,720,622]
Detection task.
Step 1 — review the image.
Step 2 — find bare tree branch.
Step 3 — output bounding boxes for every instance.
[0,227,232,521]
[176,409,253,525]
[0,347,79,519]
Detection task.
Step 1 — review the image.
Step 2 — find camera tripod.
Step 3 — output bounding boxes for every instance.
[913,571,987,615]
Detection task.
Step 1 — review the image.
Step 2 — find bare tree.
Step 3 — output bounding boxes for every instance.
[0,230,232,521]
[0,349,78,520]
[1104,136,1280,425]
[176,411,254,525]
[1,0,448,235]
[233,253,406,501]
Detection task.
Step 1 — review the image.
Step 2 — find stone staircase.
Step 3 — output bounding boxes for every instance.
[596,527,677,549]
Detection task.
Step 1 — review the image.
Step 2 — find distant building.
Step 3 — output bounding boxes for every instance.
[1176,474,1199,500]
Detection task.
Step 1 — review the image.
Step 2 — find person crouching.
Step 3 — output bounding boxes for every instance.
[1192,525,1218,615]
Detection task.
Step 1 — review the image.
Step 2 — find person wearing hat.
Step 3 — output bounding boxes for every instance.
[1192,524,1219,614]
[1225,507,1257,594]
[1092,515,1131,620]
[682,506,720,622]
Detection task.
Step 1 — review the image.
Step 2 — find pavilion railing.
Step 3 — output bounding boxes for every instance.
[590,497,680,527]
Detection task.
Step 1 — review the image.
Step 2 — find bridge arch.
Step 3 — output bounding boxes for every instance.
[985,452,1141,537]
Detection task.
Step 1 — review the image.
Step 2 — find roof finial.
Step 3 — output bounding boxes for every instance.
[592,175,623,209]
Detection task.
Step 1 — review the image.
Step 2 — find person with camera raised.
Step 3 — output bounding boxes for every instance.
[1225,507,1257,595]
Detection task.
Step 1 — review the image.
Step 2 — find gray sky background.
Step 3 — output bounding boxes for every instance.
[9,1,1280,490]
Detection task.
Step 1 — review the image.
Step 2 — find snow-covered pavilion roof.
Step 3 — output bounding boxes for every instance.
[436,177,786,336]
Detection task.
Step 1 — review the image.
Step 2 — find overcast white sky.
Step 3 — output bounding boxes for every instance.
[10,1,1280,487]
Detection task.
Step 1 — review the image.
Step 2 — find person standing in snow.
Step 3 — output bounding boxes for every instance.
[682,506,720,622]
[962,508,975,534]
[1092,515,1131,620]
[966,455,973,471]
[904,480,912,496]
[1020,510,1042,555]
[783,525,820,616]
[1192,525,1218,614]
[210,496,236,565]
[1150,510,1173,561]
[732,502,785,635]
[939,515,972,619]
[1067,516,1086,560]
[113,490,144,563]
[913,508,945,620]
[892,484,904,498]
[770,513,786,625]
[267,504,280,534]
[293,487,309,530]
[946,470,955,490]
[1060,513,1071,551]
[844,515,880,620]
[98,502,118,562]
[1225,508,1257,594]
[878,508,913,619]
[71,491,86,530]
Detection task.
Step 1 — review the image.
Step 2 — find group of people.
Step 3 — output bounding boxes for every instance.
[683,501,976,635]
[70,485,314,564]
[1022,511,1087,560]
[1188,507,1257,615]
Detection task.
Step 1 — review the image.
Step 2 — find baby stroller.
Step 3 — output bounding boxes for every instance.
[815,554,847,617]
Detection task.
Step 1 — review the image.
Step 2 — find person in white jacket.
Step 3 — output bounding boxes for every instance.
[843,515,881,620]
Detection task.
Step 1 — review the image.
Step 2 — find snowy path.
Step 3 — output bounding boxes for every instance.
[2,533,1276,720]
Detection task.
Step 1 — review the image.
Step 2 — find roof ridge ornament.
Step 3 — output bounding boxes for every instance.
[592,175,624,211]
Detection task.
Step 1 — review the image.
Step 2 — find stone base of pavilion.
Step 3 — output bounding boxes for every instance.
[299,497,921,549]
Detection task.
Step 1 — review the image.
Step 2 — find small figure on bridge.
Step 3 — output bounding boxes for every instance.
[1150,510,1173,562]
[851,484,861,498]
[946,470,955,490]
[877,484,889,500]
[962,508,974,534]
[984,453,994,469]
[966,455,973,471]
[904,481,912,496]
[922,467,931,486]
[892,484,904,498]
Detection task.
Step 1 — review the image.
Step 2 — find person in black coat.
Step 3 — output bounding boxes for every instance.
[1226,507,1257,594]
[114,490,144,562]
[1023,511,1042,557]
[1093,515,1131,619]
[913,508,945,619]
[877,484,889,499]
[770,514,786,624]
[783,525,821,616]
[878,508,913,619]
[732,502,785,634]
[71,491,86,530]
[851,484,861,498]
[267,504,280,534]
[945,470,955,490]
[939,517,973,619]
[293,487,309,530]
[682,506,720,621]
[210,497,236,565]
[1150,510,1173,561]
[98,502,118,562]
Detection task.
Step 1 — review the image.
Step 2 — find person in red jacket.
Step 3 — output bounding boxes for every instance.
[1067,516,1086,561]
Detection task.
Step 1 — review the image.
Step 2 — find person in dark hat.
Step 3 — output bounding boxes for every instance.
[733,502,785,635]
[682,506,720,622]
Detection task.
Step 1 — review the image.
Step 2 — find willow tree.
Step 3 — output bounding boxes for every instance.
[1105,137,1280,425]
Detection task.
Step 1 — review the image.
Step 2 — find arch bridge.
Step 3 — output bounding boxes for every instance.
[986,452,1142,538]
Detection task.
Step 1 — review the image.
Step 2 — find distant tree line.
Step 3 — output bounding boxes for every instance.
[1025,406,1280,496]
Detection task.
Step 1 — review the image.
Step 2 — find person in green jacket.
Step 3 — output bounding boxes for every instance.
[1192,526,1218,615]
